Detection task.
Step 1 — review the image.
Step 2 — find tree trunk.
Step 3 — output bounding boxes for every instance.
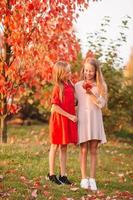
[0,115,7,143]
[0,97,8,143]
[0,0,11,143]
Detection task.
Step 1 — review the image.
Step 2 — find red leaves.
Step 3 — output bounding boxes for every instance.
[43,191,50,197]
[33,180,41,189]
[80,190,133,200]
[86,50,95,60]
[10,0,16,6]
[82,81,93,90]
[31,189,38,198]
[0,175,4,181]
[28,3,34,11]
[0,0,91,118]
[115,191,133,199]
[0,104,19,115]
[7,104,20,114]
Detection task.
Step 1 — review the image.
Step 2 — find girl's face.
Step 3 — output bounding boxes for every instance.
[84,63,96,81]
[64,65,71,81]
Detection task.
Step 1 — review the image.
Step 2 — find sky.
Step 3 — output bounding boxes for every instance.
[75,0,133,64]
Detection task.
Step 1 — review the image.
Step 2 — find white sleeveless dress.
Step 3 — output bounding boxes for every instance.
[75,81,107,144]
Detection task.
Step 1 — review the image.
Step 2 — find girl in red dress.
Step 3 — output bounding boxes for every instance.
[48,61,78,185]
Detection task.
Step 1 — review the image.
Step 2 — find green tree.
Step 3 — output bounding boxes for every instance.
[86,16,133,132]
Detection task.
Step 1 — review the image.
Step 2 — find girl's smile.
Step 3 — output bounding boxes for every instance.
[84,63,96,82]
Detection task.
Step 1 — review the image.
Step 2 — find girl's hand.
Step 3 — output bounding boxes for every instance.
[86,88,93,95]
[51,105,78,120]
[51,106,55,112]
[69,114,77,122]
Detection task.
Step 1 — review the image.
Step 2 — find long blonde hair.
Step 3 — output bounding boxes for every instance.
[53,61,71,102]
[81,58,107,101]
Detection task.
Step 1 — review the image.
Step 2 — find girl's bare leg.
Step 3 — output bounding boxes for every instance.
[80,142,88,179]
[89,140,99,178]
[59,144,67,176]
[49,144,59,175]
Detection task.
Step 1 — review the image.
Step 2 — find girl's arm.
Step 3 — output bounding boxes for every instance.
[51,104,77,122]
[87,89,107,108]
[89,94,106,108]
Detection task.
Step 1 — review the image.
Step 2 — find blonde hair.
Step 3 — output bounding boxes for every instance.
[81,58,107,101]
[53,61,71,102]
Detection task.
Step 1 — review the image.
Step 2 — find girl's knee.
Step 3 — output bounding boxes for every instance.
[90,148,98,155]
[51,144,59,151]
[60,144,67,151]
[81,146,88,155]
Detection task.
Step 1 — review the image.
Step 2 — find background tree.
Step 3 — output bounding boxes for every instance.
[0,0,91,143]
[124,48,133,85]
[123,48,133,124]
[85,15,133,133]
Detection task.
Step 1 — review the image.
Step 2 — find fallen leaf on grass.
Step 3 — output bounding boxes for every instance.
[43,191,50,197]
[81,197,86,200]
[20,176,32,187]
[96,190,106,198]
[61,198,74,200]
[110,171,115,175]
[0,175,4,181]
[43,185,49,189]
[31,189,38,198]
[5,169,17,174]
[45,175,49,181]
[0,188,16,198]
[0,183,4,191]
[118,173,126,183]
[10,136,17,144]
[105,197,111,200]
[70,187,79,191]
[38,129,46,141]
[20,176,27,181]
[118,173,124,178]
[115,191,133,199]
[30,130,38,135]
[0,192,10,198]
[33,180,41,189]
[9,188,17,193]
[86,194,97,199]
[34,152,40,156]
[112,157,121,162]
[48,196,53,200]
[0,161,9,167]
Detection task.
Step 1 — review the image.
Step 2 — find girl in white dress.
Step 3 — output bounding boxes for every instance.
[75,58,107,191]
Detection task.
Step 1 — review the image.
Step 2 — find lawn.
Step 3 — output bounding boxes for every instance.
[0,124,133,200]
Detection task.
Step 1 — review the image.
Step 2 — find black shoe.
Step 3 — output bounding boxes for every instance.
[48,173,62,185]
[59,175,72,185]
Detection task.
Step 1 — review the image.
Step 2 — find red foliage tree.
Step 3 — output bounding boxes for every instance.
[0,0,96,143]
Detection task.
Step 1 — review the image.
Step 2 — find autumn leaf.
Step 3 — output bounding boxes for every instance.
[31,189,38,198]
[70,187,79,192]
[0,175,4,182]
[5,169,17,174]
[43,191,50,197]
[33,181,41,189]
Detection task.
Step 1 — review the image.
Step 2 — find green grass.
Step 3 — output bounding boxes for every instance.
[0,124,133,199]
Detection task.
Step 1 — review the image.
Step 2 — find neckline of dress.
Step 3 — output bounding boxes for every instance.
[64,81,70,86]
[81,80,96,86]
